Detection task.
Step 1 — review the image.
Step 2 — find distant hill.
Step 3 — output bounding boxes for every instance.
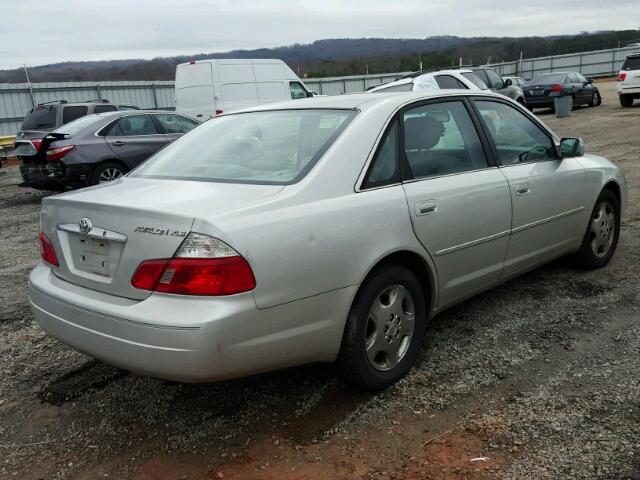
[2,30,639,83]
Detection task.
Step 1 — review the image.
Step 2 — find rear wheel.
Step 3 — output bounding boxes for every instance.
[572,190,620,269]
[90,162,127,186]
[337,264,427,390]
[620,94,634,107]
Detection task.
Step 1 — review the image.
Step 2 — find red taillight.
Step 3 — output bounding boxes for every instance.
[215,109,224,115]
[189,60,196,64]
[46,144,75,161]
[550,84,562,93]
[31,139,43,151]
[39,232,59,267]
[619,71,627,81]
[132,257,255,296]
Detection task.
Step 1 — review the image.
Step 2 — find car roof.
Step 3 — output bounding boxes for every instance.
[232,90,507,114]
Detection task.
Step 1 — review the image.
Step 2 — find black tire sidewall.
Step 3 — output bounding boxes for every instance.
[338,265,427,390]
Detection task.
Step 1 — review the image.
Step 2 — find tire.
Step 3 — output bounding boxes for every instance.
[572,190,620,269]
[526,105,535,112]
[90,161,127,186]
[619,94,634,107]
[589,91,601,107]
[337,264,427,390]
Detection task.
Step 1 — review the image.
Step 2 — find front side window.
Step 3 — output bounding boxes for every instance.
[131,109,355,184]
[484,69,504,89]
[435,75,468,89]
[289,82,308,99]
[154,114,198,134]
[474,100,557,165]
[62,106,88,125]
[104,115,159,136]
[402,101,488,179]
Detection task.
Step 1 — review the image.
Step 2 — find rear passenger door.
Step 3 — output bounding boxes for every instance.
[103,114,169,168]
[472,98,588,278]
[398,98,511,308]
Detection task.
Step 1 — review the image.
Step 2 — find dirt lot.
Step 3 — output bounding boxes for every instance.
[0,81,639,480]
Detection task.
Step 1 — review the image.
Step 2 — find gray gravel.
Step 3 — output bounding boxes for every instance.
[0,81,638,480]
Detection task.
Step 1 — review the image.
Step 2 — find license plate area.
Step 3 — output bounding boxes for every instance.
[76,236,112,277]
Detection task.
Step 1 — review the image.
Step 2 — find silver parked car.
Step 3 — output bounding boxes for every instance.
[29,91,626,389]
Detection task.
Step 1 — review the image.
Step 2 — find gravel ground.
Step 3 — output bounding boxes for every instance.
[0,81,638,480]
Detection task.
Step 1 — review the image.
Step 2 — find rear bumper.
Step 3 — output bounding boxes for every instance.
[29,263,356,382]
[616,83,640,95]
[19,162,91,190]
[524,97,556,108]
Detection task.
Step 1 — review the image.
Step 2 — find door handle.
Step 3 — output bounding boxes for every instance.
[112,140,126,146]
[515,183,531,196]
[415,200,437,216]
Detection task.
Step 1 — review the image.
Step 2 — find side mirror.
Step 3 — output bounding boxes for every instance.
[504,78,512,87]
[307,91,315,98]
[560,137,584,158]
[586,78,593,85]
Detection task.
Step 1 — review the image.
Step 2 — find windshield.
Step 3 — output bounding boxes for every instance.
[131,109,355,185]
[21,107,56,130]
[528,74,567,85]
[53,114,105,136]
[461,72,488,89]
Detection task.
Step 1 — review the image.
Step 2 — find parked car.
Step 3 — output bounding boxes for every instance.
[175,58,313,121]
[14,100,139,151]
[504,76,527,88]
[524,72,601,111]
[618,53,640,107]
[468,67,526,105]
[367,69,488,93]
[18,110,198,190]
[30,90,626,390]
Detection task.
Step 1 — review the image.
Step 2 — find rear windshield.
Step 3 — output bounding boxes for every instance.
[622,57,640,71]
[528,74,567,85]
[21,107,56,130]
[52,114,105,136]
[461,72,488,89]
[131,109,355,185]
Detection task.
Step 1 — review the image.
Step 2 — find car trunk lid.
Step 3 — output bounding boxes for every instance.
[41,177,284,300]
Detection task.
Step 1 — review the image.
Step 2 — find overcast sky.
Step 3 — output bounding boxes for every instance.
[1,0,639,67]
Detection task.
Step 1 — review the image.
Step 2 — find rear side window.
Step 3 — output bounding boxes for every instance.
[62,106,88,125]
[289,82,308,99]
[363,121,398,188]
[21,107,57,130]
[435,75,468,89]
[622,57,640,71]
[104,115,159,136]
[461,72,488,89]
[154,114,198,134]
[402,101,488,179]
[474,100,556,165]
[93,104,117,114]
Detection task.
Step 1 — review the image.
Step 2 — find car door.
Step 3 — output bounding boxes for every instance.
[575,73,593,103]
[471,98,588,279]
[152,113,199,142]
[104,114,169,168]
[398,98,511,307]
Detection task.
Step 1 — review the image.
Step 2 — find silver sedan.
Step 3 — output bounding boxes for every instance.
[29,90,626,389]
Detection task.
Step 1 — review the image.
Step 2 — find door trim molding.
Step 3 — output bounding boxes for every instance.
[511,205,585,234]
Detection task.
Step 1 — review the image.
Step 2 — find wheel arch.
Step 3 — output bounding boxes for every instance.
[95,157,130,172]
[602,181,622,210]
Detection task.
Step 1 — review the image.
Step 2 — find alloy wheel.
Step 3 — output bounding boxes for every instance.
[364,285,415,371]
[590,200,615,258]
[98,167,124,183]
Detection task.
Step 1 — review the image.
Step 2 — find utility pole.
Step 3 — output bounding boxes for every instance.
[24,64,35,107]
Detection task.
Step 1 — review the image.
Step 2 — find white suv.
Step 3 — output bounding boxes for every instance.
[618,53,640,107]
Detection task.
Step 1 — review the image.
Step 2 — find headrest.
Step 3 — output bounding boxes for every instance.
[404,116,445,150]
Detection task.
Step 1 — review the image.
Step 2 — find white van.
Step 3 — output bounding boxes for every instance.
[174,59,312,120]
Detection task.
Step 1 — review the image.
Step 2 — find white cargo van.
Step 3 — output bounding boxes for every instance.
[174,59,313,120]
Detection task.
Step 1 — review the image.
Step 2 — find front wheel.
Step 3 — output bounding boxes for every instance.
[589,91,601,107]
[337,265,427,390]
[572,190,620,269]
[90,162,127,186]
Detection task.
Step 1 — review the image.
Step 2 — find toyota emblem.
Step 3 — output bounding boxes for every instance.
[79,217,92,234]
